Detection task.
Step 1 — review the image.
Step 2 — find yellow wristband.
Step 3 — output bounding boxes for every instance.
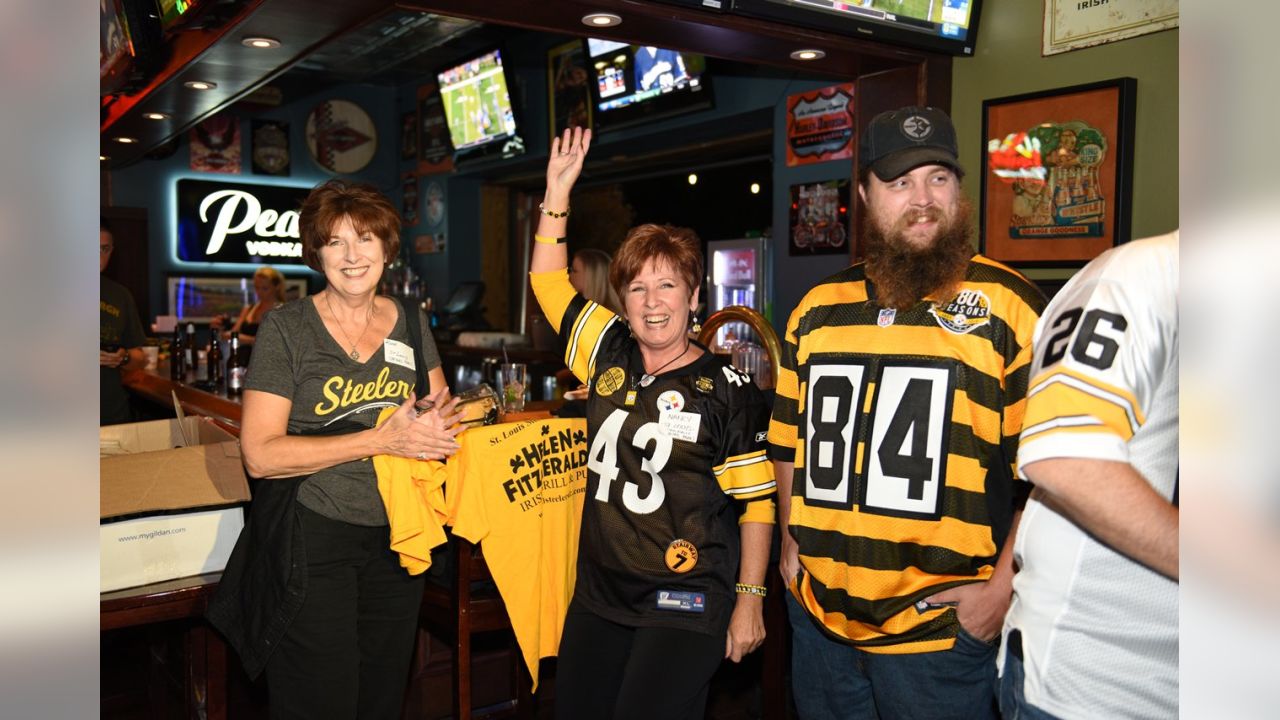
[735,583,767,597]
[534,234,566,245]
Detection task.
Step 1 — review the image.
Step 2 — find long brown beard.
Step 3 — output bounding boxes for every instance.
[862,197,975,311]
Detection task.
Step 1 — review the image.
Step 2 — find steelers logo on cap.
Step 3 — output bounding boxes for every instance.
[901,114,933,141]
[665,539,699,573]
[595,366,626,397]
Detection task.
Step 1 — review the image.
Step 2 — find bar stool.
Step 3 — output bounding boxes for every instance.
[418,536,533,720]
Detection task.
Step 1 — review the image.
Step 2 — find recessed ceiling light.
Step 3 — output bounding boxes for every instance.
[114,137,138,144]
[142,112,169,121]
[184,80,217,90]
[241,36,281,49]
[100,155,109,161]
[790,49,826,61]
[688,173,698,186]
[750,182,760,194]
[582,12,621,27]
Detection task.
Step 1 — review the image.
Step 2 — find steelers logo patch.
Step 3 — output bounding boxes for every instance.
[657,390,685,413]
[665,539,699,573]
[901,114,933,141]
[595,366,626,397]
[929,288,992,335]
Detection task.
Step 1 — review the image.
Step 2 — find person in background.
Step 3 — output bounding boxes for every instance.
[560,247,623,402]
[531,127,775,720]
[211,264,287,347]
[999,232,1179,720]
[568,247,622,316]
[99,220,146,425]
[769,106,1045,719]
[207,179,463,720]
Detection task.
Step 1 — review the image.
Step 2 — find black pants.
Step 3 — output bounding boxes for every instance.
[264,504,425,719]
[554,600,725,720]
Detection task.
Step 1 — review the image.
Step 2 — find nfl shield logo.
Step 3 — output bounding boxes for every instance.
[878,308,897,327]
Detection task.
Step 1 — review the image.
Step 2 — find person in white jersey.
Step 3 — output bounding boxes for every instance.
[999,231,1179,719]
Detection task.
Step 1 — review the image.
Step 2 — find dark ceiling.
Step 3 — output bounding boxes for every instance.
[101,0,941,170]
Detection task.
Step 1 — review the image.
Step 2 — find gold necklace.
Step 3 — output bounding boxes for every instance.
[325,292,375,361]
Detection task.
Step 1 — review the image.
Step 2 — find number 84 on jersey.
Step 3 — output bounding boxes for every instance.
[802,360,955,520]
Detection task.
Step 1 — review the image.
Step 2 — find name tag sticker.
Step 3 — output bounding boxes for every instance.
[658,411,701,442]
[383,339,416,370]
[655,590,706,613]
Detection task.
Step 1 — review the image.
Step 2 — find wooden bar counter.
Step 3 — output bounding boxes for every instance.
[122,361,560,433]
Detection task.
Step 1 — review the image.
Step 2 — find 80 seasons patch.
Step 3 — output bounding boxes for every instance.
[929,288,992,335]
[595,366,627,397]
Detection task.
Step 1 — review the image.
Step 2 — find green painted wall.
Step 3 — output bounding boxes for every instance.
[952,0,1178,268]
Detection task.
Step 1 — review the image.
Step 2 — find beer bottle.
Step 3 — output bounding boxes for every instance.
[184,323,198,380]
[227,332,245,396]
[170,326,185,380]
[208,332,224,388]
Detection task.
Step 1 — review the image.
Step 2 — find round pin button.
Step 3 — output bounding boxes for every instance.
[665,539,698,573]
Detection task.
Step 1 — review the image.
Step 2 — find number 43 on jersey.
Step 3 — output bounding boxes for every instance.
[804,361,954,519]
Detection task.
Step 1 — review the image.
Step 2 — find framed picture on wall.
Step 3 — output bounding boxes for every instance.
[1043,0,1178,56]
[979,78,1136,266]
[400,110,418,160]
[167,275,307,323]
[788,179,850,256]
[547,40,593,143]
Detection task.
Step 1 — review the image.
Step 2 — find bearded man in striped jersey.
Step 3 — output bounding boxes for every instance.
[769,106,1045,720]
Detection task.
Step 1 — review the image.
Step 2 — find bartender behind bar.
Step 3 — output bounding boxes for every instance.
[99,220,146,425]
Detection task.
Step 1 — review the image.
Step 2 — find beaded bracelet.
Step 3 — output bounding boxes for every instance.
[539,202,570,219]
[534,234,566,245]
[735,583,767,598]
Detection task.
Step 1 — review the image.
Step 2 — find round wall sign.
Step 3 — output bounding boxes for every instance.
[305,99,378,174]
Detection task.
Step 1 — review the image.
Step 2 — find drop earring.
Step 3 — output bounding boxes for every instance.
[689,310,702,335]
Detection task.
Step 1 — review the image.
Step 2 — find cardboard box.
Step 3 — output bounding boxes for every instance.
[100,416,250,593]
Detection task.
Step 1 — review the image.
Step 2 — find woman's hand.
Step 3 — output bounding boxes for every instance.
[100,348,127,368]
[375,390,464,460]
[724,595,766,663]
[546,126,591,200]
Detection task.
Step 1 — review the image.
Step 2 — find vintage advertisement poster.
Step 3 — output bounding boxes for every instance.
[400,110,418,161]
[189,115,241,173]
[980,79,1135,265]
[305,99,377,174]
[788,179,849,256]
[250,119,290,176]
[402,173,419,226]
[548,40,592,143]
[785,84,855,167]
[1043,0,1178,55]
[417,83,455,174]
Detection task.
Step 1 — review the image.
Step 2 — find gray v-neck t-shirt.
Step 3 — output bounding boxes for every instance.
[245,296,441,526]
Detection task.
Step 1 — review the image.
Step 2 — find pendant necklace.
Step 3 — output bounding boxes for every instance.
[325,291,376,361]
[637,341,691,388]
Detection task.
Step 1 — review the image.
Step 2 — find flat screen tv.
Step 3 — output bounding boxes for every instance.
[435,48,526,162]
[584,39,713,131]
[731,0,984,57]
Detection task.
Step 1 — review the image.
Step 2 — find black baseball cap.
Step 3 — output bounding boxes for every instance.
[859,106,964,182]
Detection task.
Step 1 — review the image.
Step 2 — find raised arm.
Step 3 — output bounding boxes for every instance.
[531,127,592,274]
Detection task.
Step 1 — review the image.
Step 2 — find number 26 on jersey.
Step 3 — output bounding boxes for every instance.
[804,361,954,519]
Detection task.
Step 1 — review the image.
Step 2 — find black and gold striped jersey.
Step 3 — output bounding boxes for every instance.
[769,256,1044,652]
[531,269,776,637]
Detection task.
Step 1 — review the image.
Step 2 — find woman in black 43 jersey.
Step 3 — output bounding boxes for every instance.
[530,127,776,720]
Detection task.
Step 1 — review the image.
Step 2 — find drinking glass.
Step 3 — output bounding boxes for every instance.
[497,363,528,413]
